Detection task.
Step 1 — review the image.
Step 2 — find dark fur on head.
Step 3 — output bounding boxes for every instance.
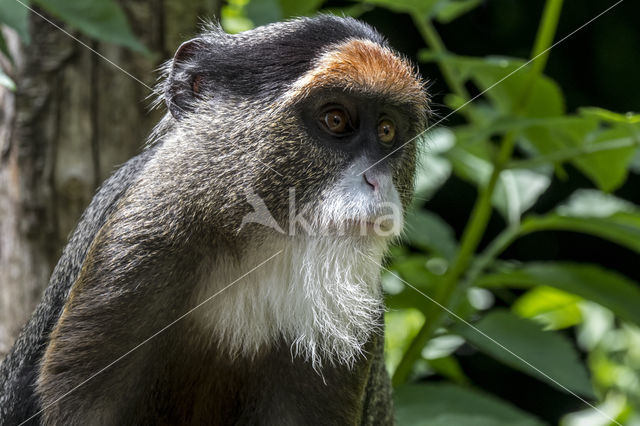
[0,15,428,425]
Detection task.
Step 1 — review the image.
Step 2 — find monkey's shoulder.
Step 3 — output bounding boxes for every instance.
[0,146,157,423]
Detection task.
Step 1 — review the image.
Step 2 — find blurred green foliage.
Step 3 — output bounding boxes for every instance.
[2,0,640,424]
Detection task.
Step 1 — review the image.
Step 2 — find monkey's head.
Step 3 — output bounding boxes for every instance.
[144,16,430,365]
[154,15,429,244]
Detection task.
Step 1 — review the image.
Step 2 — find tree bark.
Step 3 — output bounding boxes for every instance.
[0,0,221,358]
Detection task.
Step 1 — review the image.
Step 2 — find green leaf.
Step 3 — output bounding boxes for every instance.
[425,356,469,384]
[524,213,640,253]
[220,5,254,34]
[385,309,425,375]
[493,168,552,225]
[445,135,551,222]
[362,0,439,16]
[523,117,637,192]
[575,126,637,192]
[392,255,440,291]
[512,286,583,330]
[421,334,465,359]
[279,0,324,17]
[521,190,640,254]
[438,55,565,118]
[385,256,473,318]
[444,136,493,185]
[522,116,598,157]
[384,256,440,310]
[414,128,454,201]
[0,68,15,90]
[452,310,594,397]
[245,0,282,26]
[478,263,640,328]
[0,0,30,42]
[555,188,638,217]
[321,3,374,18]
[579,107,640,124]
[404,209,458,260]
[395,383,545,426]
[433,0,482,24]
[32,0,147,53]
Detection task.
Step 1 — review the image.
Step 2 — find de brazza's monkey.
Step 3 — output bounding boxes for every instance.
[0,15,429,425]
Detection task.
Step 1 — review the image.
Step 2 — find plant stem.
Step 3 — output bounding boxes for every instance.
[410,13,486,124]
[465,225,521,287]
[412,14,470,103]
[392,0,565,386]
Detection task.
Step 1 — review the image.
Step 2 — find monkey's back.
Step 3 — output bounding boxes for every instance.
[0,147,157,424]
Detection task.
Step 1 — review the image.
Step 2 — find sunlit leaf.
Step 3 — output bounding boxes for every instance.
[452,310,595,397]
[220,6,254,33]
[0,68,15,90]
[414,129,454,201]
[478,263,640,328]
[576,302,614,351]
[33,0,147,53]
[445,136,551,222]
[395,383,545,426]
[493,168,552,225]
[385,309,425,375]
[555,189,637,217]
[512,286,583,330]
[421,334,465,359]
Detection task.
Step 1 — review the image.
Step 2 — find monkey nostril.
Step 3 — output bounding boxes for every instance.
[363,173,378,191]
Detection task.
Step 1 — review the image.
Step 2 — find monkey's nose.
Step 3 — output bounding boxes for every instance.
[363,172,379,192]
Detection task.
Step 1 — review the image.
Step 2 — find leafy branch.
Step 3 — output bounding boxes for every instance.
[392,0,565,386]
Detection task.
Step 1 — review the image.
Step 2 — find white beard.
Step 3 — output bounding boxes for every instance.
[193,235,386,368]
[193,156,402,368]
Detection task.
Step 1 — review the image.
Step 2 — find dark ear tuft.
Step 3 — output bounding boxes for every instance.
[165,38,205,119]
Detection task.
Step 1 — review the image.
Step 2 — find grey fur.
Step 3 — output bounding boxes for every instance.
[0,16,428,425]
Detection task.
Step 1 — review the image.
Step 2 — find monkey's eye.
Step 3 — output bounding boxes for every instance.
[378,119,396,146]
[320,108,352,136]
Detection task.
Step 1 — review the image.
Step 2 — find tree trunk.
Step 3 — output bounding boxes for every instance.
[0,0,221,358]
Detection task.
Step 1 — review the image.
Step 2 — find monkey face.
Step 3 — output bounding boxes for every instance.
[252,37,428,240]
[272,89,419,239]
[158,16,428,241]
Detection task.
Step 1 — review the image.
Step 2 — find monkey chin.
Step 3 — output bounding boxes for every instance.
[332,216,402,239]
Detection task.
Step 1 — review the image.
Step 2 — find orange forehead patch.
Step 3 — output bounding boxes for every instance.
[288,39,428,112]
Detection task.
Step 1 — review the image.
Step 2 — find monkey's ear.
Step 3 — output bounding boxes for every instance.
[165,38,205,119]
